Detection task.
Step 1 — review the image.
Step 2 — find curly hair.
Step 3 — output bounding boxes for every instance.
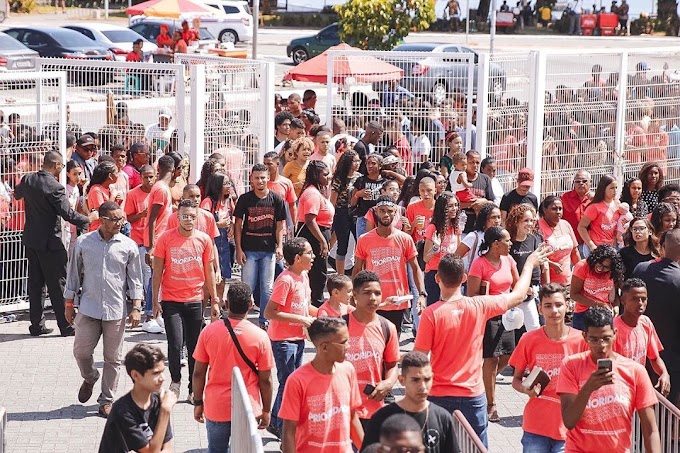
[639,161,664,192]
[474,202,501,232]
[197,158,220,194]
[586,244,624,284]
[302,160,328,192]
[431,191,461,238]
[332,150,358,193]
[290,137,314,161]
[623,217,659,255]
[650,202,678,235]
[505,203,537,239]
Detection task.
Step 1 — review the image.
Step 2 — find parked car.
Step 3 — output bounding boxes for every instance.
[129,18,218,48]
[197,0,253,43]
[286,23,340,65]
[63,23,157,61]
[385,42,507,104]
[0,31,38,72]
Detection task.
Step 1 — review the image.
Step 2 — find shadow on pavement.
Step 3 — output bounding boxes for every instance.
[8,404,98,421]
[496,414,523,428]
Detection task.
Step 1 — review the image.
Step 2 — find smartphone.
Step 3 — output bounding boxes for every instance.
[597,358,613,373]
[203,306,212,321]
[363,384,376,396]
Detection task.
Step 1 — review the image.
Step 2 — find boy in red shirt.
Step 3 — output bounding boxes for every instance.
[613,278,671,396]
[557,305,660,452]
[405,176,436,242]
[280,317,364,453]
[509,283,588,452]
[317,273,354,318]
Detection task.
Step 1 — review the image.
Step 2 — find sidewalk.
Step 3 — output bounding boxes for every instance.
[0,310,527,452]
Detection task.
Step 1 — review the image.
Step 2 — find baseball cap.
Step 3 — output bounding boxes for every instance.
[382,155,400,166]
[76,135,95,147]
[159,107,172,119]
[502,307,524,331]
[517,167,534,187]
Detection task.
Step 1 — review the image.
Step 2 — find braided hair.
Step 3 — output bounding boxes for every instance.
[302,160,328,192]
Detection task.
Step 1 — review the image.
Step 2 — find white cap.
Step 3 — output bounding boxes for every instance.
[502,307,525,331]
[159,107,172,119]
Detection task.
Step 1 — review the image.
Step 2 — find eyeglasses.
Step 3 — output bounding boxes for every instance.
[573,179,590,184]
[101,216,125,224]
[663,196,680,203]
[586,336,614,345]
[179,214,197,221]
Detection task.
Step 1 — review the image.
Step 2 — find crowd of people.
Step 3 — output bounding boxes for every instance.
[6,78,680,453]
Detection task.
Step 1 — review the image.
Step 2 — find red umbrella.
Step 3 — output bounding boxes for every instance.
[284,43,403,84]
[126,0,219,18]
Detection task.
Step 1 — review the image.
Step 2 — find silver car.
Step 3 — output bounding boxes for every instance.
[0,31,38,72]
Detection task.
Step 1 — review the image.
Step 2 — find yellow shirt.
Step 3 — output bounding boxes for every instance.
[283,160,308,198]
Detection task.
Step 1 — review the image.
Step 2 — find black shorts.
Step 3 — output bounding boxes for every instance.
[483,316,516,358]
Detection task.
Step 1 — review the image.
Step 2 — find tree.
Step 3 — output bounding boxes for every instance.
[335,0,436,51]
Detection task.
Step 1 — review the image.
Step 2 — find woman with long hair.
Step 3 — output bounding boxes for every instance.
[650,202,678,238]
[467,226,519,423]
[283,137,314,198]
[196,158,222,199]
[455,202,503,272]
[439,131,464,180]
[620,177,648,217]
[537,195,580,286]
[330,150,361,273]
[297,160,335,307]
[396,176,416,209]
[619,217,658,280]
[570,244,623,331]
[350,153,384,239]
[86,160,119,232]
[201,171,234,299]
[577,174,621,252]
[639,161,664,212]
[423,192,461,305]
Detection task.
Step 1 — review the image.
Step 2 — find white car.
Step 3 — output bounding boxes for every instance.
[197,0,253,43]
[63,23,158,61]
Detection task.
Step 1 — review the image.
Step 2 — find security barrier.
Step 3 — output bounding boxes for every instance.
[231,367,264,453]
[452,409,488,453]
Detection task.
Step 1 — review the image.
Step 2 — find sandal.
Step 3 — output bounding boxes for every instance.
[487,404,500,423]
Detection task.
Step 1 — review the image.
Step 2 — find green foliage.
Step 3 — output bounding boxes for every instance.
[335,0,436,50]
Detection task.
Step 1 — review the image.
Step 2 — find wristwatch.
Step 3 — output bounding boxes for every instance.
[193,399,203,406]
[131,306,142,312]
[419,291,428,298]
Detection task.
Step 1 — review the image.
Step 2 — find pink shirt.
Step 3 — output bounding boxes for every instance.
[468,255,517,295]
[583,201,620,247]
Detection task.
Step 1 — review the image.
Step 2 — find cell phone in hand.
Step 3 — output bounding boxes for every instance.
[363,384,376,396]
[597,358,613,373]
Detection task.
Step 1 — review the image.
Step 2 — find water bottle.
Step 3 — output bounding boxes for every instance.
[458,210,468,232]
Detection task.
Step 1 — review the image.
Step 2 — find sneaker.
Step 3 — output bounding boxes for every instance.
[156,316,165,330]
[169,381,181,399]
[142,319,163,334]
[180,345,188,367]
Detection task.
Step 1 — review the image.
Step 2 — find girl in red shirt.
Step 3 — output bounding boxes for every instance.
[578,174,621,251]
[201,172,234,299]
[156,25,173,48]
[86,161,120,232]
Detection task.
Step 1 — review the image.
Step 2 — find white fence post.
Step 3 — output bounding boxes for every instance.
[189,64,206,185]
[260,60,275,161]
[58,75,67,185]
[526,51,546,198]
[614,51,629,189]
[465,55,474,151]
[326,51,334,128]
[476,52,490,158]
[175,66,187,157]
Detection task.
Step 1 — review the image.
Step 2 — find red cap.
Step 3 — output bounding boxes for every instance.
[517,168,534,187]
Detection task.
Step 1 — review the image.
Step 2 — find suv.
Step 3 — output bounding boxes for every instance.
[197,0,253,43]
[287,23,340,65]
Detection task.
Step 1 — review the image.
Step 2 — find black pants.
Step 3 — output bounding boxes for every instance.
[26,246,68,334]
[377,308,405,336]
[297,223,330,308]
[161,301,202,392]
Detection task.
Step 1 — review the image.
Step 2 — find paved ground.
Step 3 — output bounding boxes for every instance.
[0,307,528,452]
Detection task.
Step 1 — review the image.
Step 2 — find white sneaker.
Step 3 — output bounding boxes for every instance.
[155,317,165,331]
[142,319,163,334]
[169,381,181,399]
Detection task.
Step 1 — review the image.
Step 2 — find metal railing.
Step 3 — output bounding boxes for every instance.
[0,406,7,453]
[452,409,488,453]
[231,367,264,453]
[632,391,680,453]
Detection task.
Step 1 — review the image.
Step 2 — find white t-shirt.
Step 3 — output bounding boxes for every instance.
[462,230,484,271]
[144,123,175,161]
[412,134,431,161]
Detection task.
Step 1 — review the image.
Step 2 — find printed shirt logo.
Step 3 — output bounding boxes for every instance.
[346,333,384,375]
[306,392,350,436]
[581,379,632,425]
[368,246,402,283]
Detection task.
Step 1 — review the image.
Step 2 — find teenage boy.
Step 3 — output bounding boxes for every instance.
[405,177,436,242]
[509,283,588,452]
[279,317,364,453]
[375,414,425,452]
[345,271,400,427]
[192,281,274,451]
[310,128,336,175]
[263,151,298,241]
[152,199,218,401]
[264,238,318,436]
[613,278,671,396]
[363,351,459,453]
[414,248,550,447]
[499,167,539,224]
[99,344,176,452]
[317,273,354,318]
[557,305,661,452]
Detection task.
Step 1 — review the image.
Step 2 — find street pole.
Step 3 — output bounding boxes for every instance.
[490,0,497,54]
[252,0,259,59]
[465,0,470,43]
[105,0,109,19]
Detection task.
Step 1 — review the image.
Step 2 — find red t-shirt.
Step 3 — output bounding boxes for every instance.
[354,229,418,311]
[297,186,335,228]
[166,209,219,239]
[583,201,620,247]
[508,327,588,440]
[405,200,434,242]
[613,315,663,365]
[193,318,274,422]
[268,177,297,204]
[317,301,354,318]
[279,361,362,453]
[157,33,173,48]
[556,352,658,452]
[538,218,578,285]
[124,186,150,246]
[267,270,311,342]
[423,224,459,272]
[153,228,213,302]
[87,184,110,232]
[468,255,517,295]
[345,313,400,419]
[414,295,508,397]
[572,260,615,313]
[144,180,172,247]
[561,190,591,244]
[125,51,141,62]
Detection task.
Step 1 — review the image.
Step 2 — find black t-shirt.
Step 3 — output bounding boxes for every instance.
[353,175,386,217]
[233,190,287,252]
[462,173,495,234]
[354,140,370,175]
[510,233,541,285]
[499,189,539,213]
[619,246,653,280]
[99,392,173,453]
[363,402,460,453]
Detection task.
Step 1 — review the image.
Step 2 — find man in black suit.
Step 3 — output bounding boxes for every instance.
[15,150,90,336]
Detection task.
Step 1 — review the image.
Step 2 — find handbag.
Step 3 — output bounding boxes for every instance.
[224,319,258,374]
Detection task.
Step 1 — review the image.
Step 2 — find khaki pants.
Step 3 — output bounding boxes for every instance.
[73,313,126,405]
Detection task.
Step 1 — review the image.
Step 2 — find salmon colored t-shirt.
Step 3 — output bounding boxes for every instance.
[572,260,615,313]
[268,177,297,204]
[124,186,150,246]
[298,186,335,228]
[538,218,578,285]
[153,228,213,302]
[279,361,362,453]
[192,318,274,422]
[354,229,418,311]
[423,224,459,272]
[87,184,111,232]
[345,313,400,419]
[468,255,517,295]
[613,315,663,365]
[508,327,588,440]
[583,201,620,247]
[317,301,354,318]
[144,180,173,247]
[405,200,434,242]
[414,295,508,397]
[267,270,311,342]
[556,351,658,452]
[166,209,219,239]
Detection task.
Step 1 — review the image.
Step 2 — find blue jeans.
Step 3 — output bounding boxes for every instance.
[424,270,441,306]
[241,250,275,327]
[571,311,585,331]
[355,216,368,239]
[521,431,565,453]
[407,263,420,333]
[215,229,232,279]
[428,393,488,448]
[206,418,232,453]
[140,246,153,317]
[271,340,305,431]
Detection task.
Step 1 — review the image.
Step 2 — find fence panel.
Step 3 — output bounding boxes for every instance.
[452,409,488,453]
[37,59,186,162]
[231,367,264,453]
[326,49,475,178]
[631,391,680,453]
[0,71,66,314]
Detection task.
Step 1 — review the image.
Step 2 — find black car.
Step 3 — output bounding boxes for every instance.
[4,26,113,60]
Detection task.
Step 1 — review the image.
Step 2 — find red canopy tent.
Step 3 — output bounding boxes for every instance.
[126,0,219,18]
[284,43,403,84]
